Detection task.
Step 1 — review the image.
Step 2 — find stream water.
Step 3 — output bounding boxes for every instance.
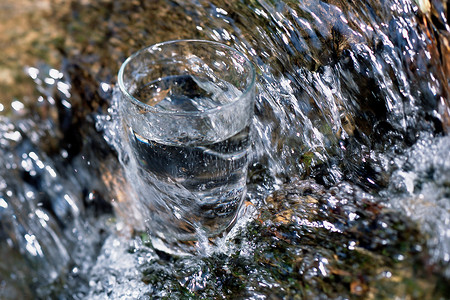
[0,0,449,299]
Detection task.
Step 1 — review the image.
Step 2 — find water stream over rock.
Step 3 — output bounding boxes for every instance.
[0,0,449,298]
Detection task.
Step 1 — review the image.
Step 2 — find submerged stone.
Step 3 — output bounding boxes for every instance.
[84,179,447,299]
[0,0,449,298]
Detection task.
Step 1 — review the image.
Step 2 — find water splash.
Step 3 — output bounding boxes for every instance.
[169,0,450,270]
[176,0,448,178]
[0,65,114,298]
[385,133,450,276]
[0,0,449,298]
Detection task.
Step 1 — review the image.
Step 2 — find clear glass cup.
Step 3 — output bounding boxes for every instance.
[117,40,255,252]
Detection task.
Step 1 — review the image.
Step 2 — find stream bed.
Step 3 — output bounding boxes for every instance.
[0,0,449,299]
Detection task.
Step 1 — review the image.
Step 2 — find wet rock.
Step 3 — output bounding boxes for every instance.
[85,179,448,299]
[0,0,449,298]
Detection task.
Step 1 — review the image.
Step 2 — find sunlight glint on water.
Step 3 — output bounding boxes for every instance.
[100,0,450,271]
[168,0,450,269]
[0,0,449,298]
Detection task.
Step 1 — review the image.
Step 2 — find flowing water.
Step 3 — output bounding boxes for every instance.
[0,0,449,299]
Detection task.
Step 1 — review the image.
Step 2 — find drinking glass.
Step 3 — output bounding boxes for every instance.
[117,40,255,251]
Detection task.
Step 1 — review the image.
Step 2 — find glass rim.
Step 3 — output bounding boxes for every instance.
[117,39,256,116]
